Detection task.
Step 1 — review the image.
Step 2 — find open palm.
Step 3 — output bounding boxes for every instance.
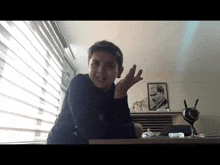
[114,65,143,99]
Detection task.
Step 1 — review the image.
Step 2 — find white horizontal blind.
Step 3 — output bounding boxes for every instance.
[0,21,70,144]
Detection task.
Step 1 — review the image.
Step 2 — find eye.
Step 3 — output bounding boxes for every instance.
[106,62,116,68]
[92,61,99,66]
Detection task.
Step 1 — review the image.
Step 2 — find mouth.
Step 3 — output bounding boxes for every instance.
[96,76,107,82]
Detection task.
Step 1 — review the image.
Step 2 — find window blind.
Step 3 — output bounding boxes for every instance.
[0,21,75,144]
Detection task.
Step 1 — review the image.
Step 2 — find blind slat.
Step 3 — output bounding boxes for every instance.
[0,55,60,100]
[0,21,74,143]
[28,21,64,68]
[0,112,54,131]
[0,93,58,117]
[12,21,63,78]
[0,26,62,90]
[0,66,59,108]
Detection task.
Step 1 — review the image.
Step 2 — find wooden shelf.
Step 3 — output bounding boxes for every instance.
[130,112,183,133]
[130,112,182,117]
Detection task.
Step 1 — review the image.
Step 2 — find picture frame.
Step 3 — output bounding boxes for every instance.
[147,83,169,111]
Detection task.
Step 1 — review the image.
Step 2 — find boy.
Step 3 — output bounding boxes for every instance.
[47,40,143,144]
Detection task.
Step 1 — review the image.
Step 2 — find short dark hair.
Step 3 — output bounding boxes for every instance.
[88,40,123,69]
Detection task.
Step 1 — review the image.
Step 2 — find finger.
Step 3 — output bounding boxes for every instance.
[125,64,136,80]
[130,65,136,78]
[133,69,143,81]
[136,69,143,78]
[133,70,143,83]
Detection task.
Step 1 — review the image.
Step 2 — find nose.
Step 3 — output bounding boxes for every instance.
[97,64,107,74]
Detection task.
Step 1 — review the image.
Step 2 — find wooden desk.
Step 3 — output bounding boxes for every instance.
[89,136,220,144]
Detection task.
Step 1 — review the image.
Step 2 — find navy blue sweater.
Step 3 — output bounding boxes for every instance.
[47,74,136,144]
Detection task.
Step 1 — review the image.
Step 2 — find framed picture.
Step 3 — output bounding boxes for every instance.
[147,83,169,111]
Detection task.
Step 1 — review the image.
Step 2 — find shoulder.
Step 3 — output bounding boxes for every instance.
[67,74,99,101]
[73,73,89,81]
[68,73,96,93]
[69,74,90,87]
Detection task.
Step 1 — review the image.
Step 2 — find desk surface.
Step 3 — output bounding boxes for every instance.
[89,136,220,144]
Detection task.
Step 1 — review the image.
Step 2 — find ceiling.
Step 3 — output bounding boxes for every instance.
[57,21,220,83]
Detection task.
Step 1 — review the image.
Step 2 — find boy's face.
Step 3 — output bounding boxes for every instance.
[88,51,123,92]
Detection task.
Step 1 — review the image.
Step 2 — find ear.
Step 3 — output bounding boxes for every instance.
[117,66,124,78]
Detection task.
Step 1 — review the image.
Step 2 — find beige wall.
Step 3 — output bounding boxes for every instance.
[58,21,220,136]
[127,80,220,135]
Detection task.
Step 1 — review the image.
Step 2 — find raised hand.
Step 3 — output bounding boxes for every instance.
[114,64,143,99]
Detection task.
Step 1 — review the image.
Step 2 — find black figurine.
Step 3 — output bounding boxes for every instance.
[182,99,200,136]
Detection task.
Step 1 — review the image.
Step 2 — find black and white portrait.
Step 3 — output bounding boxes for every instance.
[147,83,169,110]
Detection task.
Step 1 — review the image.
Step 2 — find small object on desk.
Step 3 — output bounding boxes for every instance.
[168,132,184,138]
[182,99,200,136]
[142,128,155,138]
[198,134,205,138]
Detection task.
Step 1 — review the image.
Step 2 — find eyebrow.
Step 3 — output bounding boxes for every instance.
[106,61,116,65]
[92,59,116,65]
[92,59,100,62]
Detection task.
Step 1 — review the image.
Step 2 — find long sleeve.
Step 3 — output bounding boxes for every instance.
[67,74,136,140]
[67,74,101,139]
[114,95,133,124]
[107,95,136,139]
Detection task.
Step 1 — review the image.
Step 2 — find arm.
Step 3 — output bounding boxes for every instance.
[114,95,132,124]
[107,95,136,139]
[114,96,144,138]
[67,74,99,139]
[112,64,143,138]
